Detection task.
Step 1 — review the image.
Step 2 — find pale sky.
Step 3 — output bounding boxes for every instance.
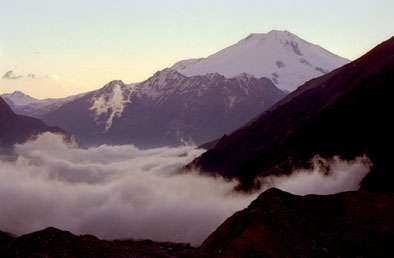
[0,0,393,98]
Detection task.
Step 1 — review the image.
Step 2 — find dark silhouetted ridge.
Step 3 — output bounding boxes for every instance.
[196,189,394,258]
[0,97,66,147]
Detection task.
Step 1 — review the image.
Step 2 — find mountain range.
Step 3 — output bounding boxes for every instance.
[42,70,286,147]
[1,30,349,148]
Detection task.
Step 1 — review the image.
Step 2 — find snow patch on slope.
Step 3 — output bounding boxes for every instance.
[90,81,132,131]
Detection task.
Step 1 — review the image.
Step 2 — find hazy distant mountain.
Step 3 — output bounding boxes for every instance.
[189,36,394,192]
[1,91,84,118]
[43,69,286,147]
[0,97,65,148]
[0,91,37,106]
[172,30,349,91]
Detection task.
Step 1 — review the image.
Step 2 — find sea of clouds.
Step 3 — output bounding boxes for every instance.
[0,133,371,245]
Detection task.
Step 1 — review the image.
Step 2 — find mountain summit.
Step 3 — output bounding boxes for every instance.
[172,30,349,91]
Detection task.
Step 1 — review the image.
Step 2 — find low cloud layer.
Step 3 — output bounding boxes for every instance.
[261,155,371,195]
[2,70,44,80]
[0,133,372,245]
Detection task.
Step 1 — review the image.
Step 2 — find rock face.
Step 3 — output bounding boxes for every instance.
[195,188,394,258]
[0,227,194,258]
[189,36,394,192]
[43,71,286,148]
[0,97,65,148]
[172,30,349,92]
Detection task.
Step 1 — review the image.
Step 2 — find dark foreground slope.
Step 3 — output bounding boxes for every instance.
[196,188,394,258]
[189,36,394,191]
[1,189,393,258]
[0,97,65,148]
[0,227,194,258]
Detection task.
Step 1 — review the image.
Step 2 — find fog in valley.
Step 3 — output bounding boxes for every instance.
[0,133,371,245]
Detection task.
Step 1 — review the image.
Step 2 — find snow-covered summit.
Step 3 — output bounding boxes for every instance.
[172,30,350,91]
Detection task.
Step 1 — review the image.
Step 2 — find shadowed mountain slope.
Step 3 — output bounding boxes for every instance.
[0,97,65,148]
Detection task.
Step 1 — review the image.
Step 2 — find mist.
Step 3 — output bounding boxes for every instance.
[261,155,372,196]
[0,133,371,245]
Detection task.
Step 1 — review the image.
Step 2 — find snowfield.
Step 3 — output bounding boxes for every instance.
[172,30,349,91]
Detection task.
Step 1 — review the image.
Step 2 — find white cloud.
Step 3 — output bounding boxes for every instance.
[260,155,372,196]
[0,133,371,245]
[2,70,23,80]
[1,70,50,80]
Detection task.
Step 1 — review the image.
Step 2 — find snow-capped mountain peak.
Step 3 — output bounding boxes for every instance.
[242,30,294,42]
[172,30,349,91]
